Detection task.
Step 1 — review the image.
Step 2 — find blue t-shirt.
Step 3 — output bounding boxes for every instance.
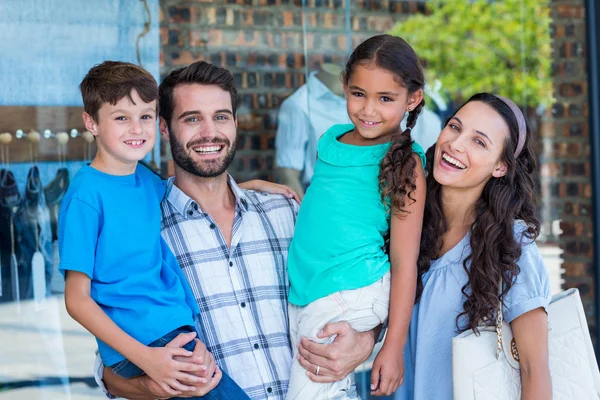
[395,222,551,400]
[58,165,199,366]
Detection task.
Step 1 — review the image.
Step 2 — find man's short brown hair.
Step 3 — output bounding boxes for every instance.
[159,61,237,127]
[80,61,158,122]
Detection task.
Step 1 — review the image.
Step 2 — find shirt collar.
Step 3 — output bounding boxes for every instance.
[307,71,344,101]
[165,174,249,218]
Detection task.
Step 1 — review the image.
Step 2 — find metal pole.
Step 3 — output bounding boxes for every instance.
[584,0,600,358]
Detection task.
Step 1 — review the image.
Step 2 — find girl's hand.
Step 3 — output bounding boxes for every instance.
[370,344,404,396]
[136,345,199,396]
[238,179,302,203]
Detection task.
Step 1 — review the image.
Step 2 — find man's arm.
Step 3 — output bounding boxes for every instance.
[103,368,159,400]
[238,179,302,203]
[296,321,379,383]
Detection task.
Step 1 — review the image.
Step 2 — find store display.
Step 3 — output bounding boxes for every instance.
[0,109,92,303]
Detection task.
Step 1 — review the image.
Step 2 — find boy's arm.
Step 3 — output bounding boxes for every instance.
[370,156,425,396]
[64,271,201,396]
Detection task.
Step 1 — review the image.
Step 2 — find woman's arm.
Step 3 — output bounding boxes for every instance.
[370,155,426,396]
[511,307,552,399]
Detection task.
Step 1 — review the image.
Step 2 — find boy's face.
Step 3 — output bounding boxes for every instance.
[83,89,157,174]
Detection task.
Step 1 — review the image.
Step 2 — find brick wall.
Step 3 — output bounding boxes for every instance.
[547,0,595,333]
[159,0,425,181]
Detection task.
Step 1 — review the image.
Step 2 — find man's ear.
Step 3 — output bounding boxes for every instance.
[492,161,508,178]
[159,117,170,140]
[82,112,98,136]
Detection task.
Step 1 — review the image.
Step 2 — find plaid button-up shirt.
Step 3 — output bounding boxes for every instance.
[95,176,297,400]
[161,177,297,399]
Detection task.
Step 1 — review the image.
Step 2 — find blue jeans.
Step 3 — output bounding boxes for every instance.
[109,326,250,400]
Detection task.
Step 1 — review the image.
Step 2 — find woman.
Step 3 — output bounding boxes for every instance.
[395,93,552,399]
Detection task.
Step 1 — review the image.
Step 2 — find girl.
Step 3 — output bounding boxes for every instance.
[286,34,427,399]
[396,93,552,400]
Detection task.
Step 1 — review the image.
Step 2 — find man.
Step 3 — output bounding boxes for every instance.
[95,61,380,399]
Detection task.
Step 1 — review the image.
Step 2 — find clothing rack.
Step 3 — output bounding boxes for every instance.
[0,106,95,163]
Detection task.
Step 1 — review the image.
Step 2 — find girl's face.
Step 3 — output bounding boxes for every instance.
[433,101,510,192]
[344,64,422,143]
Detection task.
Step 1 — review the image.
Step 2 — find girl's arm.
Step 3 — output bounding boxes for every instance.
[371,155,426,396]
[511,308,552,399]
[238,180,302,203]
[64,271,203,396]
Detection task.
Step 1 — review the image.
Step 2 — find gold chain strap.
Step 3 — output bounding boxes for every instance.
[496,277,504,360]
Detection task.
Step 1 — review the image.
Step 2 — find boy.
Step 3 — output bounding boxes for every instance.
[59,61,249,399]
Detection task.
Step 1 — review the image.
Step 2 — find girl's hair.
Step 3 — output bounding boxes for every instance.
[417,93,540,333]
[342,34,425,216]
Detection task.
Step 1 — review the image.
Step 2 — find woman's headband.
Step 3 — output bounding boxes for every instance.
[496,95,526,158]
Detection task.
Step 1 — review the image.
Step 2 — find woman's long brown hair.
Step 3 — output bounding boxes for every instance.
[417,93,540,333]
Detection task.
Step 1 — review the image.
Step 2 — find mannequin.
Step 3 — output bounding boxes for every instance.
[275,64,350,197]
[315,63,344,97]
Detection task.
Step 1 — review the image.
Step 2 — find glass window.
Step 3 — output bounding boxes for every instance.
[0,0,591,398]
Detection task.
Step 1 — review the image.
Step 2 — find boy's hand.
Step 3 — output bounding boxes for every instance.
[370,344,404,396]
[142,365,222,398]
[176,366,222,398]
[136,344,200,396]
[142,335,221,398]
[172,339,218,387]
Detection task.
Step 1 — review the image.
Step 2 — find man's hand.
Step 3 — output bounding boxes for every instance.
[370,343,404,396]
[297,321,376,383]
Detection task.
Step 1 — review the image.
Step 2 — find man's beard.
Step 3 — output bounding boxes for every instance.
[169,134,237,178]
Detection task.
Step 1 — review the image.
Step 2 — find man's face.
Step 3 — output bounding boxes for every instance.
[161,84,237,178]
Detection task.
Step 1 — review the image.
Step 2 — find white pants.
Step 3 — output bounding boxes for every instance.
[286,272,391,400]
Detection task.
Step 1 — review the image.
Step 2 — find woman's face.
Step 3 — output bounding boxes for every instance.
[433,101,511,191]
